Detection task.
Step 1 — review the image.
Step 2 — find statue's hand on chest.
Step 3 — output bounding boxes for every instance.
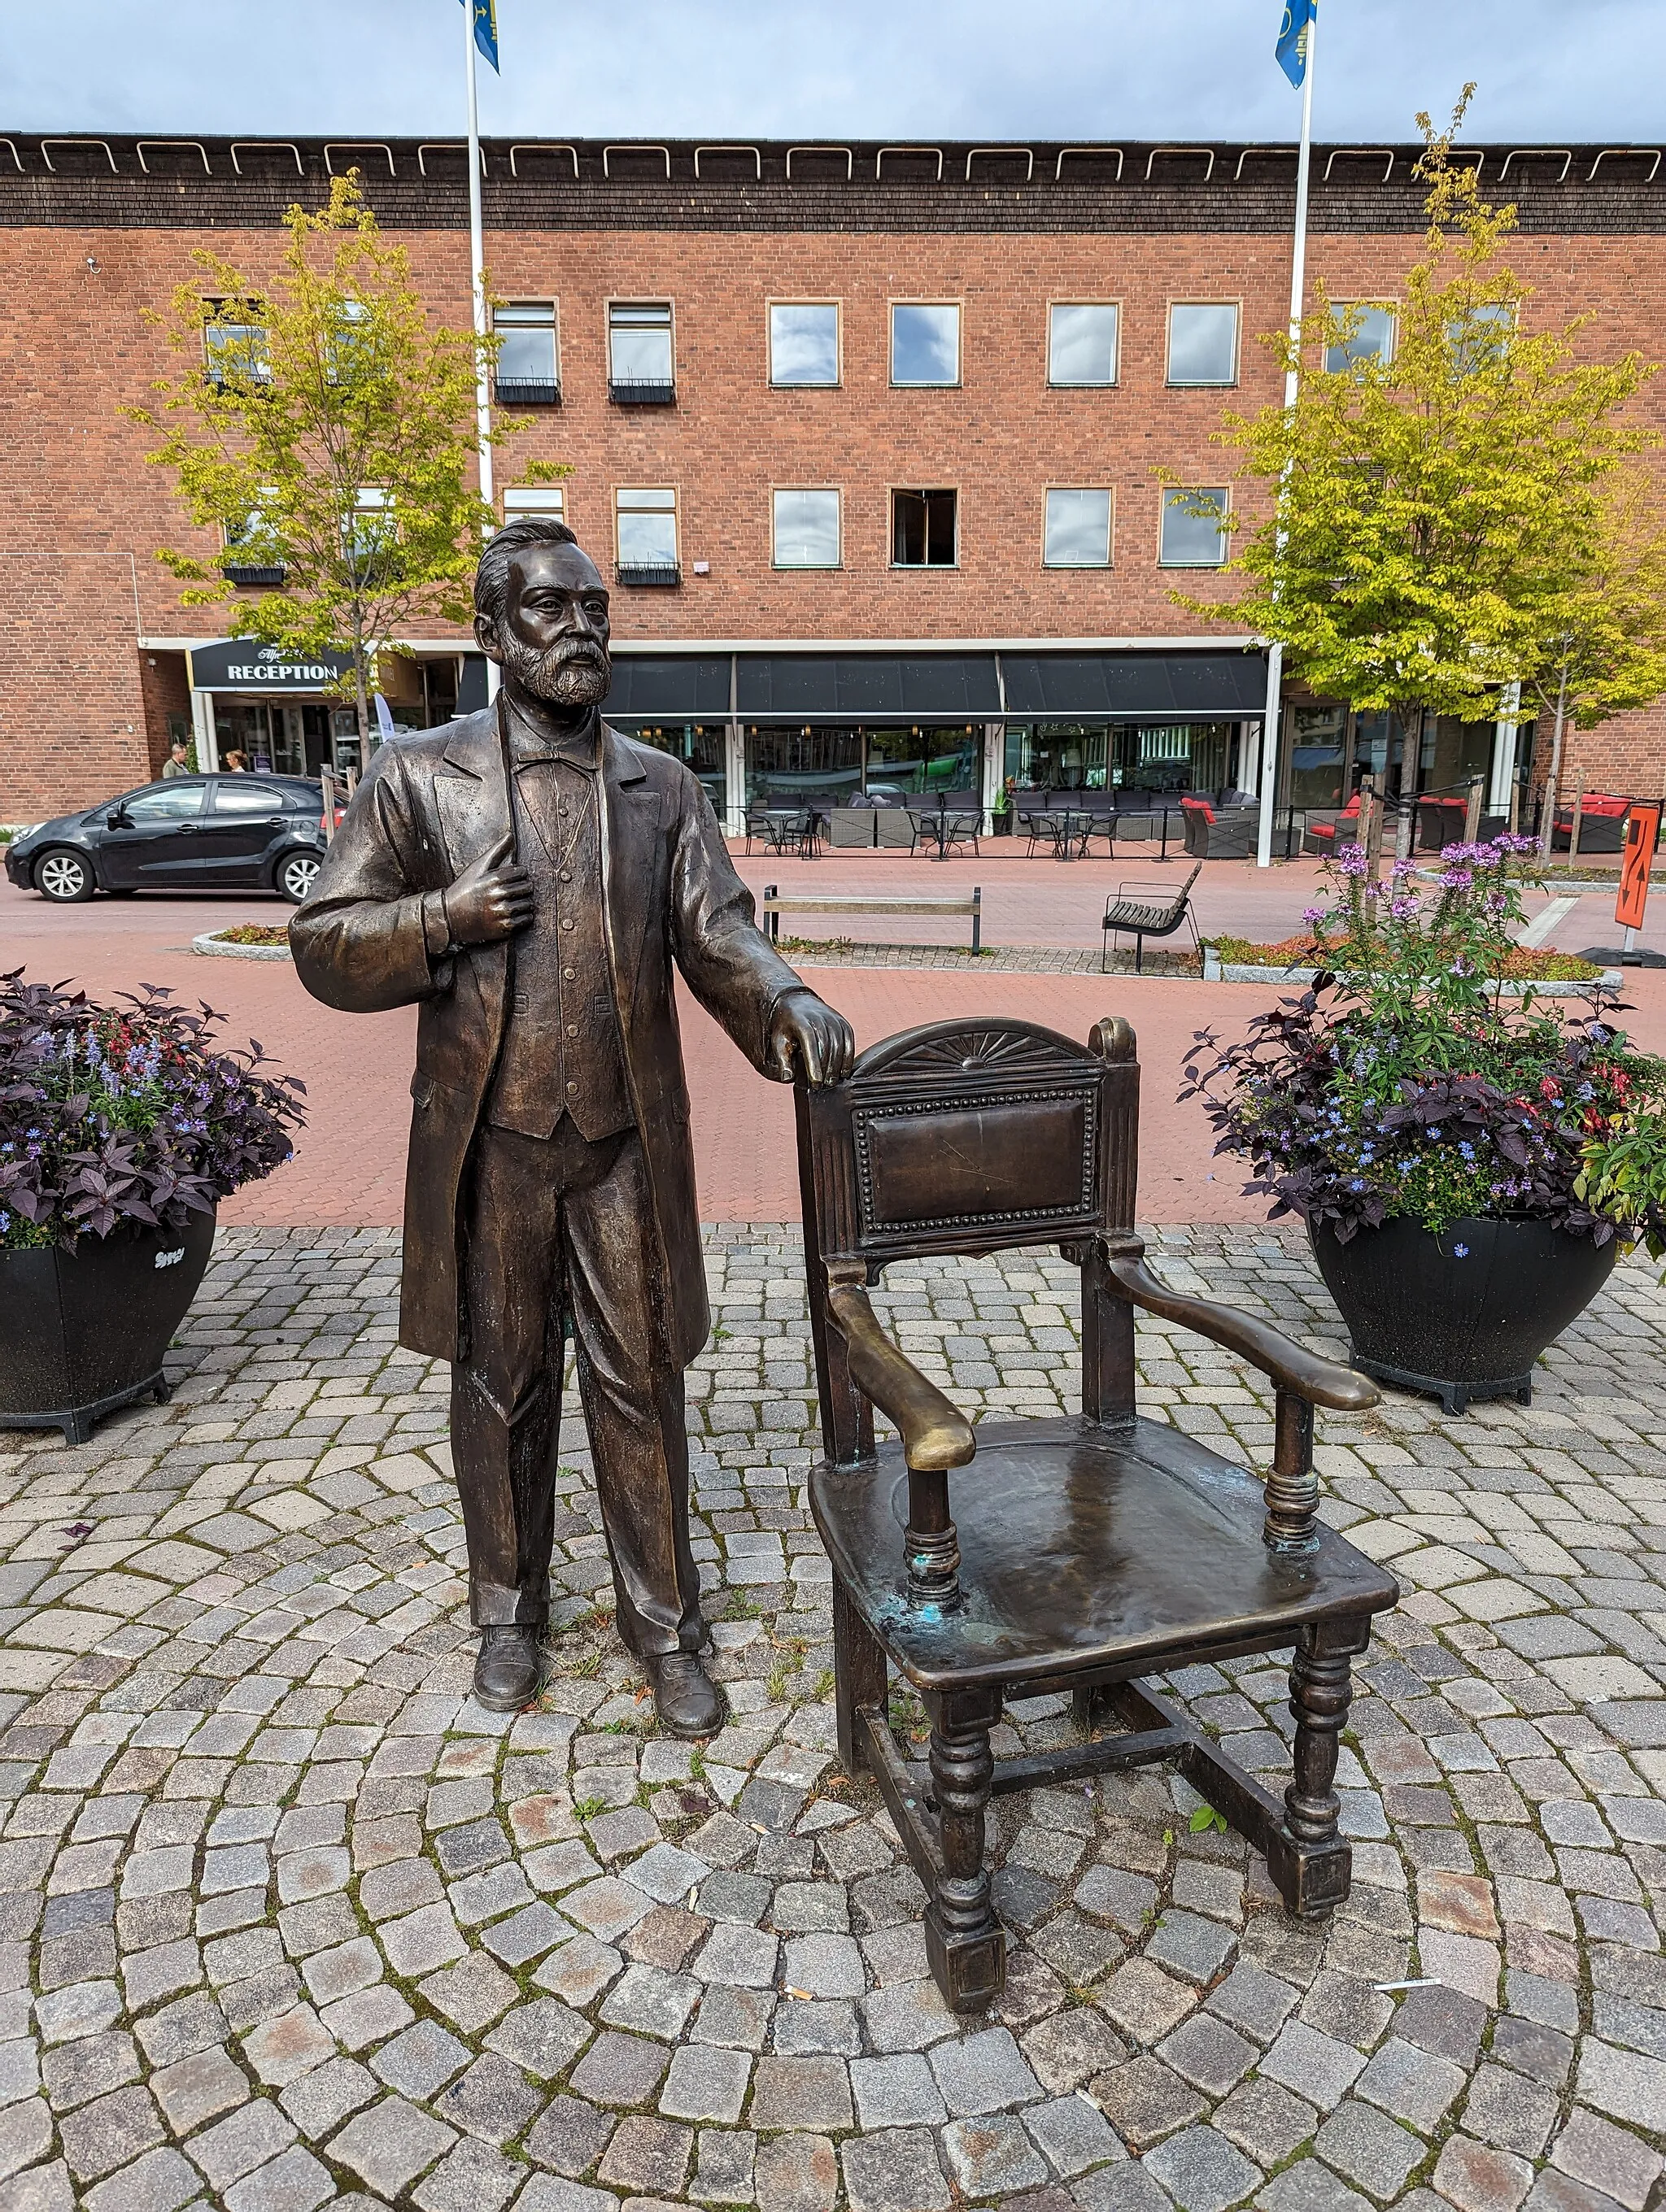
[443,832,535,947]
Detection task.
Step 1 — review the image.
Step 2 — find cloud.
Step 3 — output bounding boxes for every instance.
[4,0,1660,142]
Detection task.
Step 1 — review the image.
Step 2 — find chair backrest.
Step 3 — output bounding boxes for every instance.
[797,1017,1140,1462]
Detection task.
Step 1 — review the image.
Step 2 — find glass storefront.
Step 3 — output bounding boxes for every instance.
[1003,721,1240,796]
[610,720,726,811]
[1284,702,1520,810]
[742,724,979,804]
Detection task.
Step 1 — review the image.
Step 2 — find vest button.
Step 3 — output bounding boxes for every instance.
[566,1079,578,1092]
[561,919,574,931]
[563,967,575,979]
[566,1024,578,1037]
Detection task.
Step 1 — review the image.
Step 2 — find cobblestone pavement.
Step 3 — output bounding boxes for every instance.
[0,1225,1661,2212]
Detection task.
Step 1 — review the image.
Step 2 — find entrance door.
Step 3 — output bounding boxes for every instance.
[98,780,212,889]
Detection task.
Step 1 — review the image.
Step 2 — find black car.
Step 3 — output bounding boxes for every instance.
[6,773,332,905]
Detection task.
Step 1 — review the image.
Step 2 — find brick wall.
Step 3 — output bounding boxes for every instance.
[137,649,190,776]
[3,137,1665,815]
[0,556,150,821]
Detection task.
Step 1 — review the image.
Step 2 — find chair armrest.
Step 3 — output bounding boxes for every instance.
[1104,1248,1379,1411]
[825,1282,977,1470]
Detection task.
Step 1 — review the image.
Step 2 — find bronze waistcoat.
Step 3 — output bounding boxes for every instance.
[486,742,633,1143]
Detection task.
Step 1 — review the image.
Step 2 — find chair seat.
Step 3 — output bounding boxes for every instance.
[810,1414,1398,1695]
[1103,900,1179,930]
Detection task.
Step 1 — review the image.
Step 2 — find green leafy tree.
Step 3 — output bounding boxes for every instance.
[128,172,565,750]
[1521,471,1666,856]
[1173,94,1666,755]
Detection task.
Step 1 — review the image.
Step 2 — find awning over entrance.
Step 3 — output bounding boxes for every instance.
[188,642,357,693]
[735,654,1001,719]
[602,655,731,716]
[595,647,1266,721]
[1000,651,1268,717]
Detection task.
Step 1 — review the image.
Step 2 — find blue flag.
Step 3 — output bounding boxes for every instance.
[461,0,499,73]
[1276,0,1315,85]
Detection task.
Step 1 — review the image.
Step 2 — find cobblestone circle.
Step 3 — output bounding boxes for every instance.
[0,1224,1661,2212]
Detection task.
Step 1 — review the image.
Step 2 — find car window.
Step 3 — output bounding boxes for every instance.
[123,784,206,822]
[211,782,288,814]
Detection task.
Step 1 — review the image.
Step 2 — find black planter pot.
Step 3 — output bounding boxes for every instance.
[1310,1213,1616,1416]
[992,812,1014,838]
[0,1212,215,1443]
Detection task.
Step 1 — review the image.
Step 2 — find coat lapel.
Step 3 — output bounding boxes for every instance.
[434,710,513,874]
[601,724,660,1031]
[433,709,513,1039]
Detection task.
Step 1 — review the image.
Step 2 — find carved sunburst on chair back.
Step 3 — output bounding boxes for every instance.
[796,1016,1138,1274]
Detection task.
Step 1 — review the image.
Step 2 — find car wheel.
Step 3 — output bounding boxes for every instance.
[35,849,95,903]
[276,850,322,904]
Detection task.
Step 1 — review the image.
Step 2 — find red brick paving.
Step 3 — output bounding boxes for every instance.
[9,870,1664,1230]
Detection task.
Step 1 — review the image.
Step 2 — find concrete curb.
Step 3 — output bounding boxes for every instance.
[191,930,292,962]
[1201,949,1622,995]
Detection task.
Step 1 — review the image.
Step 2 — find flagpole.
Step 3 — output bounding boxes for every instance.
[464,2,499,703]
[1257,7,1316,868]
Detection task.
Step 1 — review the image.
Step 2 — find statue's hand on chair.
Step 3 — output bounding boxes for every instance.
[767,990,855,1086]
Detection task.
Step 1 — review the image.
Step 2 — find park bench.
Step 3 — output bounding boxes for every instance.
[760,885,983,953]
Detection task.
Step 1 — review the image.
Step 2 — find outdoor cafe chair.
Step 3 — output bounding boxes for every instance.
[794,1015,1395,2014]
[1101,861,1203,971]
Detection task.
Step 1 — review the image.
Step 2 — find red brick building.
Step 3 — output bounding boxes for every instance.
[2,132,1663,832]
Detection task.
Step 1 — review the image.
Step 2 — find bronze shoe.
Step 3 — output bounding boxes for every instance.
[649,1651,726,1739]
[473,1624,541,1712]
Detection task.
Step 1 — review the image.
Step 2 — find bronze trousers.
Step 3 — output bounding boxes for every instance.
[451,1119,704,1655]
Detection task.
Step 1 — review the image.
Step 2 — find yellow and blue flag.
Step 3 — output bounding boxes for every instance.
[461,0,499,73]
[1276,0,1315,86]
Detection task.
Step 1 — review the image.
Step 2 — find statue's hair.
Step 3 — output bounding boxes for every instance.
[474,516,582,626]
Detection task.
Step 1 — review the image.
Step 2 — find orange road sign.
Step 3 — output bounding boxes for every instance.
[1616,803,1661,933]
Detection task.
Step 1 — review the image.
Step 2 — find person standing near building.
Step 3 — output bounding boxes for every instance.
[161,739,190,778]
[289,519,855,1731]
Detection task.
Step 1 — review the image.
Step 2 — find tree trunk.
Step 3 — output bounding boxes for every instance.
[1537,662,1570,864]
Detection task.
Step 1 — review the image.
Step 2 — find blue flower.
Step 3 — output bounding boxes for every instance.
[1453,1243,1469,1258]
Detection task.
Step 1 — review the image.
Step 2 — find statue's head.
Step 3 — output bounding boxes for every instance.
[474,517,611,712]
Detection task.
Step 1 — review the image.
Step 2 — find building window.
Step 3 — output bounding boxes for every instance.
[1159,487,1230,567]
[1044,488,1113,568]
[1450,303,1514,376]
[1167,303,1239,386]
[891,303,961,387]
[1324,303,1396,373]
[1049,303,1119,386]
[892,488,957,567]
[774,489,841,568]
[770,303,840,386]
[224,486,285,586]
[615,486,679,584]
[345,488,395,579]
[503,485,566,525]
[495,302,560,404]
[608,302,675,403]
[203,308,270,388]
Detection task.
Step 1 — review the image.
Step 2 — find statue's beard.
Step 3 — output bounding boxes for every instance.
[500,632,610,710]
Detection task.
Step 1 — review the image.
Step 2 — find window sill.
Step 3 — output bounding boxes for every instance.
[616,563,682,587]
[889,563,960,572]
[495,380,561,407]
[1043,562,1114,572]
[770,379,843,391]
[1048,380,1120,390]
[609,380,676,405]
[889,381,962,391]
[774,562,844,572]
[1165,380,1239,390]
[223,564,286,586]
[1157,561,1228,571]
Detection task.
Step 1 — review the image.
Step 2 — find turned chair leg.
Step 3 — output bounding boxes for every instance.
[831,1571,886,1779]
[1265,1616,1369,1918]
[923,1687,1005,2014]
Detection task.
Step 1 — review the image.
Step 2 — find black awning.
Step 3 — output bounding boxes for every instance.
[736,653,1001,718]
[1001,651,1268,717]
[604,655,732,717]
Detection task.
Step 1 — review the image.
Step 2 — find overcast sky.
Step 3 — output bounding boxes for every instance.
[4,0,1662,144]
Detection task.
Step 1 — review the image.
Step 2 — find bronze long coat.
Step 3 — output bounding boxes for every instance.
[289,710,808,1367]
